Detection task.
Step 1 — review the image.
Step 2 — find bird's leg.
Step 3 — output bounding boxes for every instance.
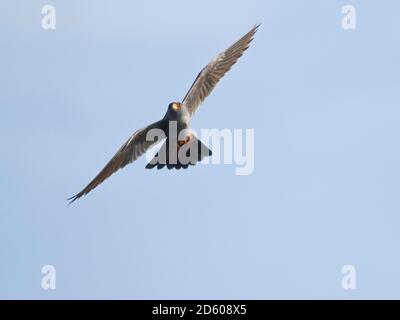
[177,133,191,147]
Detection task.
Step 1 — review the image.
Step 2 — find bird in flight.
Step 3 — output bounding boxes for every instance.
[68,24,260,204]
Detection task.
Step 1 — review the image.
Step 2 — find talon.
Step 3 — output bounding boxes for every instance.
[178,134,191,146]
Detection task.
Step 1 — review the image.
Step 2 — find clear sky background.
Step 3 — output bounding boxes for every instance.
[1,0,399,299]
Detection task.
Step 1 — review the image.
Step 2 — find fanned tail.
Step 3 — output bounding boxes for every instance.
[146,136,212,170]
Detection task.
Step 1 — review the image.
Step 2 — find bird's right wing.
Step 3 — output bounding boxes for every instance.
[68,119,167,204]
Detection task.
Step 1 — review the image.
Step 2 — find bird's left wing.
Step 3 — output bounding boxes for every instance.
[182,24,260,116]
[68,119,166,204]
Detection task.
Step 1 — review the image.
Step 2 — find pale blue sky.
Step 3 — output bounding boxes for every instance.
[1,0,400,299]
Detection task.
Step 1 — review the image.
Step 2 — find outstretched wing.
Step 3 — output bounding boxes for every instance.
[182,24,260,116]
[68,119,167,204]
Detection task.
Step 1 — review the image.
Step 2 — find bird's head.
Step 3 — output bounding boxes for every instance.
[169,102,182,112]
[165,102,186,120]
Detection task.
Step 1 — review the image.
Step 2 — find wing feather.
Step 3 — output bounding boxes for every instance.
[182,24,260,116]
[68,119,166,204]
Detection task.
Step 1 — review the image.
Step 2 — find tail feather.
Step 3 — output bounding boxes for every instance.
[146,136,212,170]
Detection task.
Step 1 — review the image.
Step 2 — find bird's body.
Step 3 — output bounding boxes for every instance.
[163,102,190,135]
[68,24,260,204]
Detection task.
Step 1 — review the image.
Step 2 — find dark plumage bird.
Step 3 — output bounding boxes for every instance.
[68,24,260,204]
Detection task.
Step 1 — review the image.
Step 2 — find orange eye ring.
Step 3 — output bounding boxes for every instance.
[171,103,180,111]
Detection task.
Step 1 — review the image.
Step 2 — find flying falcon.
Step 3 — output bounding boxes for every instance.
[68,24,260,204]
